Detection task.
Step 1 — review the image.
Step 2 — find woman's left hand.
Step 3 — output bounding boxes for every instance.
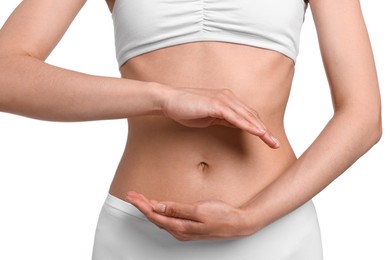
[125,191,254,241]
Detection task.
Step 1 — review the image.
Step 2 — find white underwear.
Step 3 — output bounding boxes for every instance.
[92,193,323,260]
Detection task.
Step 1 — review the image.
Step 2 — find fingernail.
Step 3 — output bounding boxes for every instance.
[271,136,280,147]
[154,203,166,213]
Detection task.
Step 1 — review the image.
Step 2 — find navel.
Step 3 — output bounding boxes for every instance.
[198,161,209,172]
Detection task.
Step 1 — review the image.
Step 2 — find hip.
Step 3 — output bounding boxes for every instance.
[92,193,323,260]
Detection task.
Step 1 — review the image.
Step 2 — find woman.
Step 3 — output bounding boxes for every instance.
[0,0,382,259]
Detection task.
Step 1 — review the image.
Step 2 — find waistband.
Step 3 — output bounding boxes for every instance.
[104,193,317,225]
[104,193,148,221]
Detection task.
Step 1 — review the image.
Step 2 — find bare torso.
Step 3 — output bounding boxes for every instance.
[108,39,298,207]
[106,0,297,208]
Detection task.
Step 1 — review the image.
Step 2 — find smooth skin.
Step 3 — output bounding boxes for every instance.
[0,0,381,244]
[124,0,383,240]
[0,0,277,146]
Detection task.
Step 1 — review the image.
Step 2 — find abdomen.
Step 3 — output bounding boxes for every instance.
[109,42,297,207]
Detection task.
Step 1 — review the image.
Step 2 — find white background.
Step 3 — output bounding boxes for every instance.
[0,0,389,259]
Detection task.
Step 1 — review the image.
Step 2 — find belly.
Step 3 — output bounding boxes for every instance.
[109,42,297,207]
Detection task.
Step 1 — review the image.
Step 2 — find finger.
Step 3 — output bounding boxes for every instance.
[125,191,154,214]
[222,92,267,131]
[213,89,266,134]
[148,213,205,236]
[126,192,203,234]
[209,102,258,133]
[125,192,178,229]
[150,199,158,206]
[225,107,279,149]
[221,95,280,148]
[153,201,203,222]
[212,105,279,148]
[210,118,237,128]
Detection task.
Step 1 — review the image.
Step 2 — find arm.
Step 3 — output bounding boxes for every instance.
[0,0,161,121]
[240,0,382,233]
[125,0,382,240]
[0,0,278,146]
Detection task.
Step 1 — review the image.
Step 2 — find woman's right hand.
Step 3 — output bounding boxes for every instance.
[160,85,279,149]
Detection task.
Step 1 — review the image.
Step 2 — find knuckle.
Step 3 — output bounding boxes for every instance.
[256,127,267,136]
[166,207,178,218]
[174,223,187,234]
[210,100,225,116]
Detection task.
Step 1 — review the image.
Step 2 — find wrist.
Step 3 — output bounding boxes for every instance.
[146,81,174,116]
[237,206,261,237]
[238,201,266,236]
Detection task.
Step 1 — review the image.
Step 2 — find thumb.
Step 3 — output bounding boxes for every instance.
[153,201,202,222]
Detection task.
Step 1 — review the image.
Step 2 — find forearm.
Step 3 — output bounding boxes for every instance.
[241,107,382,234]
[0,55,164,121]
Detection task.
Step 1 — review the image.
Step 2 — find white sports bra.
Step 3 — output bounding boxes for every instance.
[112,0,308,67]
